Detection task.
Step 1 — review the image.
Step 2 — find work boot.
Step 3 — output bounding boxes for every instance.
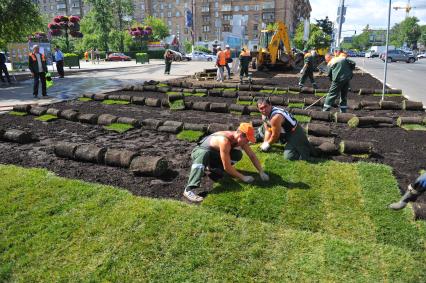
[389,185,418,210]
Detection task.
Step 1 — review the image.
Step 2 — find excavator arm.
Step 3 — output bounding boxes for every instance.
[268,22,293,64]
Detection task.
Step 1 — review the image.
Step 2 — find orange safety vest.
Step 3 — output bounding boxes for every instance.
[225,49,231,59]
[217,51,226,65]
[29,53,46,62]
[240,50,251,57]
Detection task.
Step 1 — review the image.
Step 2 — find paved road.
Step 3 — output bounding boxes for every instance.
[352,57,426,104]
[0,60,214,112]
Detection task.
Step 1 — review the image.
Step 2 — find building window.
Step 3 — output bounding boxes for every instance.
[223,14,232,21]
[221,5,231,12]
[204,34,208,41]
[176,11,180,17]
[243,5,249,12]
[201,6,209,12]
[160,4,163,9]
[215,12,219,17]
[168,12,172,17]
[203,25,210,32]
[168,21,172,26]
[223,25,231,32]
[234,5,240,12]
[160,12,164,18]
[203,16,210,23]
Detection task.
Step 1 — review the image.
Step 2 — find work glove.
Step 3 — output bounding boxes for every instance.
[414,173,426,189]
[259,171,269,182]
[260,142,270,152]
[241,175,255,183]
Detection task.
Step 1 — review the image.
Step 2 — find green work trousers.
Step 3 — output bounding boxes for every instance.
[240,62,249,79]
[185,146,243,190]
[165,61,172,74]
[323,80,350,112]
[298,71,317,88]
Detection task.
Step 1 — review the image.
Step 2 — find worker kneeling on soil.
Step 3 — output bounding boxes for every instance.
[256,97,314,161]
[389,172,426,210]
[184,123,269,203]
[323,53,356,113]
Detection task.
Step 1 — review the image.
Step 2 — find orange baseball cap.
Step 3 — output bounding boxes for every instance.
[238,123,256,143]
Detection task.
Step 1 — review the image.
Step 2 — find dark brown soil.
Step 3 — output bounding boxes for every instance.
[1,69,425,208]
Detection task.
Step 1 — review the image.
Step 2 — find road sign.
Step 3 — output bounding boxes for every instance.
[337,6,346,15]
[336,16,345,24]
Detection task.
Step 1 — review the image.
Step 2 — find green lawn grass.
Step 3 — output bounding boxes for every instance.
[288,103,305,109]
[166,91,180,95]
[0,162,425,282]
[8,111,27,116]
[230,111,243,115]
[401,124,426,131]
[78,97,93,102]
[273,90,287,95]
[157,83,168,87]
[259,89,274,94]
[169,99,185,110]
[102,99,130,105]
[103,123,134,133]
[237,100,254,105]
[223,88,237,91]
[183,92,206,97]
[288,90,300,95]
[373,93,402,97]
[294,114,311,123]
[35,114,58,122]
[176,130,205,142]
[315,92,328,97]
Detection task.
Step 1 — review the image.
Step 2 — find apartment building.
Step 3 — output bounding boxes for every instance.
[33,0,311,44]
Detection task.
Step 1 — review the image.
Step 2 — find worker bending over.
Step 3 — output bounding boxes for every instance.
[184,123,269,202]
[389,172,426,210]
[298,48,318,89]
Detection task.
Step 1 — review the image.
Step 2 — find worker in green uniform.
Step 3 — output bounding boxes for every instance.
[256,97,314,161]
[183,123,269,202]
[322,53,356,113]
[298,48,318,89]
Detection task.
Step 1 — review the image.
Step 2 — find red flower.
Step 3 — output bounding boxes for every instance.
[60,16,69,22]
[53,16,61,23]
[50,29,62,36]
[69,16,80,23]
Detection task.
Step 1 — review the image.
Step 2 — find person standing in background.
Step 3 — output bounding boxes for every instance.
[54,46,64,78]
[224,45,232,79]
[28,45,48,98]
[0,51,12,84]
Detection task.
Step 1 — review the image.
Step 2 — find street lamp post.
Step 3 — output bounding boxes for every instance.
[382,0,392,100]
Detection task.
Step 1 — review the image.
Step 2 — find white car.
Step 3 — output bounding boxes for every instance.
[188,51,217,62]
[417,52,426,59]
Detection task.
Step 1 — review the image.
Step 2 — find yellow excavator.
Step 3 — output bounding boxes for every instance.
[254,21,295,70]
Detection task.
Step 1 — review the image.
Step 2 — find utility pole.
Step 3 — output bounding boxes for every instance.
[192,0,195,46]
[382,0,392,100]
[336,0,345,48]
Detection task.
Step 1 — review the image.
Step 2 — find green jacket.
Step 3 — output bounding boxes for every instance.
[303,53,314,73]
[328,57,356,83]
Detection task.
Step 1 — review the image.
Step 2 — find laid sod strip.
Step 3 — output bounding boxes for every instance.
[184,92,208,97]
[288,103,305,109]
[103,123,134,133]
[401,124,426,131]
[294,114,311,123]
[315,92,328,97]
[273,90,287,95]
[78,97,93,102]
[260,89,274,94]
[373,93,402,97]
[169,99,185,110]
[166,91,180,95]
[250,112,261,116]
[102,99,130,105]
[156,83,168,87]
[8,111,28,116]
[236,100,254,105]
[35,114,58,122]
[176,130,204,142]
[230,111,243,115]
[223,88,237,91]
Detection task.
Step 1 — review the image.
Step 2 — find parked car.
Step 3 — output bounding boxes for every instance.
[346,50,357,57]
[380,49,416,63]
[187,51,217,62]
[417,52,426,59]
[106,53,131,61]
[167,50,186,61]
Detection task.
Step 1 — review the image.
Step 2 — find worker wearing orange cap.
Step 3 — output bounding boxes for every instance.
[184,123,269,202]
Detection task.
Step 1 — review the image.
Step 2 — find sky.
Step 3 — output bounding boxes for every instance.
[309,0,426,36]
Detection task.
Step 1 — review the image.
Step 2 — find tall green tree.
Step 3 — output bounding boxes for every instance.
[351,25,372,50]
[0,0,44,49]
[143,16,169,41]
[294,23,331,50]
[390,17,421,48]
[111,0,133,52]
[315,16,333,36]
[84,0,113,51]
[420,25,426,47]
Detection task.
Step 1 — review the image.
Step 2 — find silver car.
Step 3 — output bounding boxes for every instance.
[381,49,416,63]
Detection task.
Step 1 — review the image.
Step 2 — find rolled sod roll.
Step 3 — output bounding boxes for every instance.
[195,88,208,94]
[310,111,331,121]
[167,81,181,87]
[210,103,229,113]
[223,91,238,98]
[413,203,426,220]
[288,86,300,92]
[192,102,210,111]
[78,113,98,124]
[350,102,361,111]
[170,87,183,93]
[181,88,193,94]
[46,108,61,116]
[158,125,181,134]
[380,100,401,110]
[229,104,248,114]
[360,101,381,110]
[104,149,138,168]
[396,117,424,126]
[117,117,141,128]
[247,105,259,114]
[60,109,79,121]
[142,85,157,92]
[270,96,284,105]
[130,155,168,177]
[334,113,356,123]
[29,106,47,116]
[238,84,251,91]
[250,85,262,91]
[118,94,132,101]
[163,120,183,129]
[290,108,311,116]
[358,89,375,95]
[184,101,193,109]
[308,136,335,147]
[276,87,287,92]
[142,118,163,129]
[12,104,31,113]
[122,84,134,91]
[208,123,233,134]
[143,80,159,85]
[93,93,109,101]
[252,119,263,127]
[304,97,323,107]
[288,98,305,104]
[315,88,329,94]
[157,86,171,93]
[107,94,121,100]
[144,98,161,107]
[97,114,118,126]
[131,96,145,105]
[263,86,276,91]
[403,100,424,111]
[54,142,79,159]
[181,81,193,89]
[208,89,223,96]
[300,87,315,94]
[2,129,33,144]
[133,84,144,92]
[74,144,107,164]
[339,140,373,155]
[0,129,4,139]
[317,142,339,156]
[222,83,237,89]
[305,123,332,137]
[251,92,267,98]
[184,123,208,132]
[374,89,402,94]
[167,93,184,102]
[238,95,253,101]
[82,93,95,99]
[348,116,394,128]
